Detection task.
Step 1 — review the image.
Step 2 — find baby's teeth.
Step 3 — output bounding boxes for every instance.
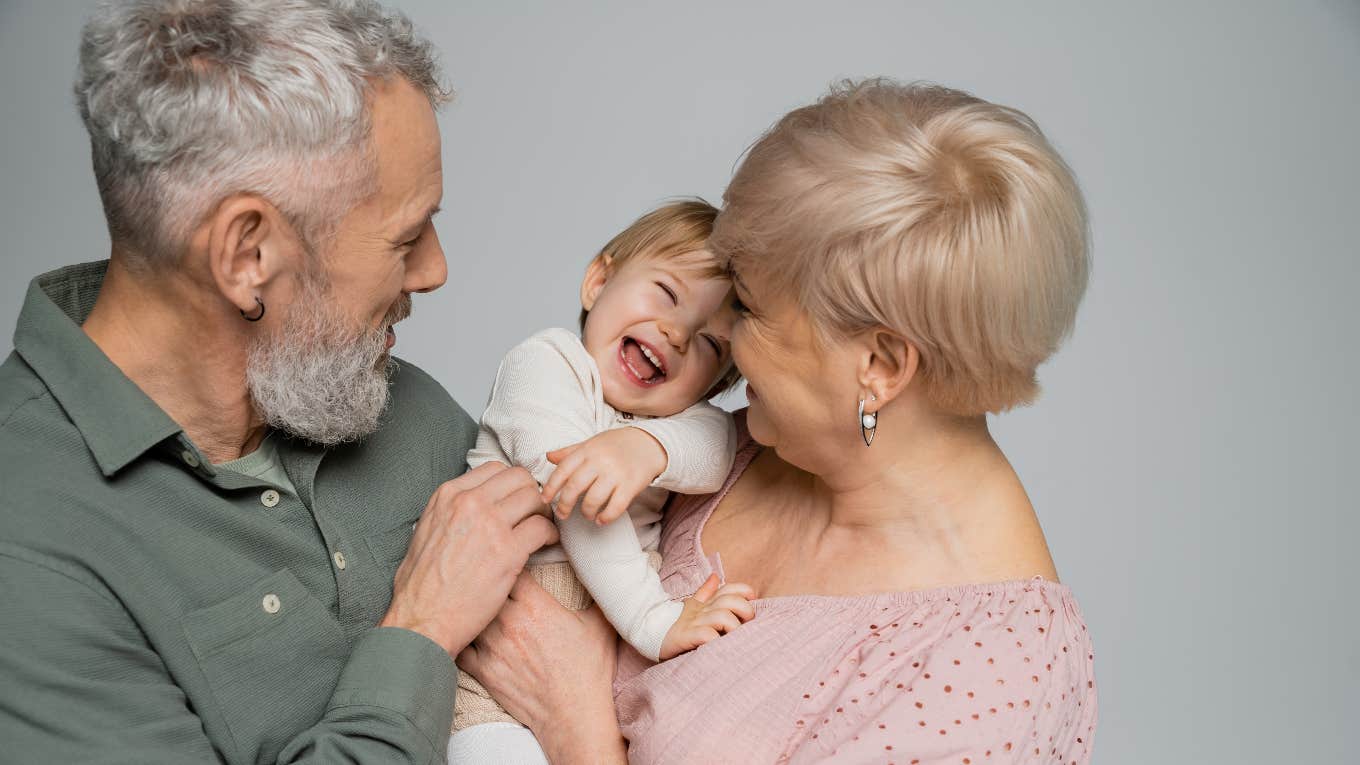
[642,346,662,369]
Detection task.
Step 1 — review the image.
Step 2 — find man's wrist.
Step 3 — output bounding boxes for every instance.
[538,712,627,765]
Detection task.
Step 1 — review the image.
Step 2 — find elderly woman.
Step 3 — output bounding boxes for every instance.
[460,79,1098,764]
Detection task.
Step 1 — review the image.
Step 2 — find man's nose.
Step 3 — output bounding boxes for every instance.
[404,224,447,294]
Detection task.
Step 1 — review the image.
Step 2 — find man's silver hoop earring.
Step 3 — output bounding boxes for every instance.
[858,396,877,447]
[241,297,265,322]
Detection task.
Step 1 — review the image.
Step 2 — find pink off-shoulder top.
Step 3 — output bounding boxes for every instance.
[613,414,1098,764]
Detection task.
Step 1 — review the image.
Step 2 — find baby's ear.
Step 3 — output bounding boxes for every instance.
[580,253,613,311]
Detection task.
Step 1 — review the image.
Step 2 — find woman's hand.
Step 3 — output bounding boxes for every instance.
[458,572,627,765]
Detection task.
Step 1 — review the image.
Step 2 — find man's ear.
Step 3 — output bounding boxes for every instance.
[580,253,613,312]
[856,328,921,410]
[203,194,296,316]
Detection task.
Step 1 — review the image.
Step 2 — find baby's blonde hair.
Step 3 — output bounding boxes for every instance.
[711,79,1090,415]
[581,199,742,397]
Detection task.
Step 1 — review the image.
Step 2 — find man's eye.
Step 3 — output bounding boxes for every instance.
[732,296,752,318]
[656,282,678,304]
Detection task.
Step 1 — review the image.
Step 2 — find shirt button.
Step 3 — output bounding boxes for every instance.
[262,593,281,613]
[180,450,200,468]
[260,489,281,508]
[333,551,347,570]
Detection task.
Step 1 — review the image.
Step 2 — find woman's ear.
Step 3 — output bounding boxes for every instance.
[580,253,613,312]
[204,194,296,317]
[857,328,920,410]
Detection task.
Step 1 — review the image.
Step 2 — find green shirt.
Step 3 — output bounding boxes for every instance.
[0,261,478,764]
[217,434,298,497]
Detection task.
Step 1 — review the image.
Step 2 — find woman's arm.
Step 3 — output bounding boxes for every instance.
[457,572,628,765]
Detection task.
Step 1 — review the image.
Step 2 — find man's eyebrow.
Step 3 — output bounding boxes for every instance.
[394,204,441,241]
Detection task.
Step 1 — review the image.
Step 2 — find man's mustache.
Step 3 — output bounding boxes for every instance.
[384,294,412,328]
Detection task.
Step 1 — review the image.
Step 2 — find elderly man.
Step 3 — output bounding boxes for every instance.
[0,1,622,763]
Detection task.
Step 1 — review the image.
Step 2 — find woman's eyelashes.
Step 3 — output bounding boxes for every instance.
[702,333,723,356]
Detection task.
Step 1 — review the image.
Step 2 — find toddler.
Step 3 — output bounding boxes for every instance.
[449,200,756,761]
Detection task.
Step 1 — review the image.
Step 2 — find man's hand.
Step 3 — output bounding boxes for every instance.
[379,462,557,656]
[542,427,668,525]
[658,573,757,660]
[458,573,628,764]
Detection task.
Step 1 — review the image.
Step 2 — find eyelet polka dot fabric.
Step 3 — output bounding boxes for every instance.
[614,418,1098,764]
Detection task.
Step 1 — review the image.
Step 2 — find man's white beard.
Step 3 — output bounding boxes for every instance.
[246,277,408,446]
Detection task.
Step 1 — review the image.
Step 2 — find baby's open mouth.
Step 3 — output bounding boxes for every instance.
[619,336,667,386]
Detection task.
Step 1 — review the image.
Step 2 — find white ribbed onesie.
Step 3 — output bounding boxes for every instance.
[466,327,737,660]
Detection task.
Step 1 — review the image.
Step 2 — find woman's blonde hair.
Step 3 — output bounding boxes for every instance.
[581,198,743,397]
[711,79,1090,415]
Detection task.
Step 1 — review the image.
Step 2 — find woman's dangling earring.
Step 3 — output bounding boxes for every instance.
[858,395,877,447]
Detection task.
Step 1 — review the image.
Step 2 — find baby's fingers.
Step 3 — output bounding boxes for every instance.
[694,607,742,636]
[713,581,758,601]
[578,477,615,522]
[596,482,641,526]
[540,457,579,507]
[553,466,598,518]
[707,593,757,622]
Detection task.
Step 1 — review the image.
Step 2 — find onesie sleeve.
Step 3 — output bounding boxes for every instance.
[629,401,737,495]
[476,330,600,486]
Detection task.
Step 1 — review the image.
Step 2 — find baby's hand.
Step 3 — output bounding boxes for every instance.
[658,574,757,660]
[542,428,668,525]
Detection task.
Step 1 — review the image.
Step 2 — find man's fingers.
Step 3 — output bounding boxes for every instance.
[513,513,558,560]
[497,483,550,527]
[472,464,542,505]
[443,460,507,492]
[692,573,721,603]
[507,568,558,607]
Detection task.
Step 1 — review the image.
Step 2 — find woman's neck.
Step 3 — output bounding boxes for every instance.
[789,410,1055,586]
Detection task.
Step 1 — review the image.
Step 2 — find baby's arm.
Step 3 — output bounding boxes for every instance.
[478,331,600,486]
[629,401,738,495]
[557,508,756,662]
[541,402,737,526]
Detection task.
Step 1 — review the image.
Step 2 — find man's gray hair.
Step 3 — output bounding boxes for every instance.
[75,0,450,269]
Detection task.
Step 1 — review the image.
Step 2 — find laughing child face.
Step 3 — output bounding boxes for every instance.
[579,248,737,418]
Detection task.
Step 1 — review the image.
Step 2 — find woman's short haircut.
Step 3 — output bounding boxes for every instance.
[581,198,742,397]
[710,79,1090,415]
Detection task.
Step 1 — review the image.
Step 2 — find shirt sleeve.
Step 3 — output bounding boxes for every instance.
[475,331,600,486]
[628,401,736,495]
[0,549,456,765]
[556,509,683,662]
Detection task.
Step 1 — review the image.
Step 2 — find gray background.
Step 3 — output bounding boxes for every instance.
[2,1,1358,762]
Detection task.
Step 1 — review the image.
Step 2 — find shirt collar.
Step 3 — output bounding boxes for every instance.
[12,260,183,477]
